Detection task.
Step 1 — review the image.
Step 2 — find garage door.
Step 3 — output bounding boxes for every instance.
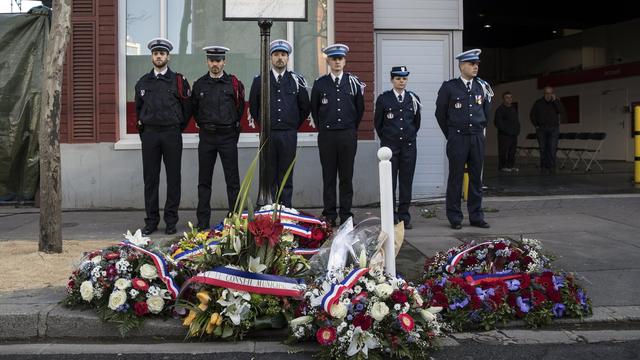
[375,33,451,198]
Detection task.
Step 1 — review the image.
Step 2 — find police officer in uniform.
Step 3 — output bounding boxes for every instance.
[191,46,246,229]
[310,43,365,227]
[134,38,192,235]
[249,39,310,208]
[374,66,421,230]
[435,49,492,230]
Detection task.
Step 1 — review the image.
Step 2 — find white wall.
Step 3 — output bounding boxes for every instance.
[61,142,380,209]
[485,76,640,161]
[374,0,462,30]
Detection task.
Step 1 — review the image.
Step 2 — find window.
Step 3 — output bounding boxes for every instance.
[121,0,329,138]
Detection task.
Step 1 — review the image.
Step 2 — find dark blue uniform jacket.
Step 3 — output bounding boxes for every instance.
[435,78,491,139]
[248,71,310,130]
[310,73,365,131]
[374,90,421,143]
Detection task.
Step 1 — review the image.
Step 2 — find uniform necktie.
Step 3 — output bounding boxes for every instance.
[334,77,340,87]
[398,94,403,102]
[466,81,471,92]
[277,74,282,83]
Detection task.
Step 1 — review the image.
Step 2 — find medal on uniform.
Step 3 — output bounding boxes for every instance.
[387,112,394,119]
[454,101,462,109]
[476,95,483,105]
[140,89,145,96]
[321,97,328,105]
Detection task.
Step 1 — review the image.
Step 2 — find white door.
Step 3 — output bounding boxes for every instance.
[375,32,451,198]
[599,89,630,161]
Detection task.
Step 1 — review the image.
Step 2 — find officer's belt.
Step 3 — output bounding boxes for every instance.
[143,124,179,132]
[200,123,236,134]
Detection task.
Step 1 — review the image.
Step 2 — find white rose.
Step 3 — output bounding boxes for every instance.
[91,256,102,264]
[79,281,94,302]
[139,264,158,280]
[146,296,165,314]
[108,290,127,310]
[374,283,393,299]
[114,278,131,290]
[370,302,389,321]
[330,302,348,319]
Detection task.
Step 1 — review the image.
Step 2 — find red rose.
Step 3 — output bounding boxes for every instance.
[547,289,562,303]
[519,274,531,289]
[353,313,373,330]
[311,228,325,241]
[522,256,533,267]
[431,292,449,307]
[463,256,478,266]
[133,301,149,316]
[508,251,520,262]
[532,290,546,307]
[132,278,149,291]
[316,326,337,346]
[391,290,408,304]
[494,242,507,250]
[104,252,120,261]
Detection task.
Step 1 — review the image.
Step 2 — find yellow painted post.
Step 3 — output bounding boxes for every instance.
[463,163,469,201]
[635,106,640,184]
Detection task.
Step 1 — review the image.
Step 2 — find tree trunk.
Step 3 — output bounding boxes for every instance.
[38,0,72,253]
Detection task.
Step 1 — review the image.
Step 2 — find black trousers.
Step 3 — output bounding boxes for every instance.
[536,127,559,170]
[318,128,357,221]
[497,133,518,169]
[270,129,298,208]
[140,129,182,227]
[445,132,485,225]
[382,141,417,224]
[196,130,240,226]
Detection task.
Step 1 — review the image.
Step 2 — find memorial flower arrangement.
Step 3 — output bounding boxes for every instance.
[288,267,445,360]
[63,230,181,335]
[420,238,592,330]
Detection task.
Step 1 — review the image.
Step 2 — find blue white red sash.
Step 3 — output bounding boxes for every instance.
[119,240,180,299]
[171,240,220,262]
[463,271,522,286]
[283,223,312,238]
[445,242,493,274]
[183,266,306,298]
[321,268,369,314]
[242,210,325,226]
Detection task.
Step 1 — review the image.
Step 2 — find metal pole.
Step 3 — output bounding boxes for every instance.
[256,20,273,207]
[634,105,640,184]
[378,147,396,277]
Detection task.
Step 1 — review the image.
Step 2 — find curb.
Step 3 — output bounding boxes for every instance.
[1,304,639,342]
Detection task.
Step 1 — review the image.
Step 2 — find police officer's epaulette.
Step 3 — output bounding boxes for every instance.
[475,77,494,102]
[346,73,366,96]
[289,71,307,91]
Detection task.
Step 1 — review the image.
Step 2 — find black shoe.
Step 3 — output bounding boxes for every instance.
[165,225,177,235]
[450,223,462,230]
[142,225,157,236]
[470,221,490,228]
[403,221,413,230]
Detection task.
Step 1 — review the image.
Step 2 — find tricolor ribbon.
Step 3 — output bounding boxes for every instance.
[321,268,369,314]
[445,242,493,274]
[119,240,180,299]
[183,266,306,298]
[171,240,220,262]
[463,271,522,286]
[241,210,325,226]
[283,223,312,238]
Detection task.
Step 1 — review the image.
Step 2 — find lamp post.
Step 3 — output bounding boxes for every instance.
[256,20,273,207]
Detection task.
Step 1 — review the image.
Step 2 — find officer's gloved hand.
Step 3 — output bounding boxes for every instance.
[136,120,144,134]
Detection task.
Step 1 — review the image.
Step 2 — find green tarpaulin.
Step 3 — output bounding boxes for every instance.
[0,8,49,202]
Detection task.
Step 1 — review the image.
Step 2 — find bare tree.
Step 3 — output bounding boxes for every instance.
[38,0,72,253]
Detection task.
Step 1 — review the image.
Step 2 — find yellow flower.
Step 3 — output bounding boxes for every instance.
[206,312,223,334]
[196,290,211,311]
[182,309,197,327]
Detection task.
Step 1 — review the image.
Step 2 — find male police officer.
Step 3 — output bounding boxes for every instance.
[191,46,246,230]
[249,39,310,208]
[134,38,192,235]
[310,43,365,227]
[374,66,421,230]
[435,49,492,230]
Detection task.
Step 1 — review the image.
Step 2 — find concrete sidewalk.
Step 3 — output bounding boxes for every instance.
[1,194,640,343]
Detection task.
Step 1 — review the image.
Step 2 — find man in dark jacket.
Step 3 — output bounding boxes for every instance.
[494,91,520,172]
[374,66,421,229]
[435,49,492,230]
[134,38,192,235]
[249,39,310,208]
[310,43,365,227]
[530,86,565,174]
[191,46,246,229]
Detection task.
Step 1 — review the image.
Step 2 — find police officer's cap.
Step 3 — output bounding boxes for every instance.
[147,38,173,53]
[390,66,410,77]
[456,49,482,63]
[270,39,292,55]
[203,46,230,60]
[322,43,349,58]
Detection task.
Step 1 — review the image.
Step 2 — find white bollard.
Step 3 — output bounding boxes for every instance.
[377,147,396,277]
